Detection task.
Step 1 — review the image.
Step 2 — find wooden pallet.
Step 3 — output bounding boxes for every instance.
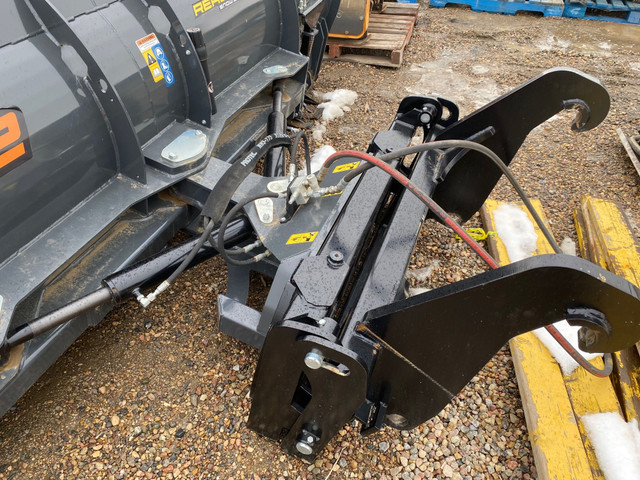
[481,197,640,480]
[564,0,640,24]
[325,3,420,68]
[429,0,564,17]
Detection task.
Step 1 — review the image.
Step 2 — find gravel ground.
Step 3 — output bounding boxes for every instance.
[1,5,640,480]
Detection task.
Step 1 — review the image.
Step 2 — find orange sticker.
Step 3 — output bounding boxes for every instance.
[0,109,31,176]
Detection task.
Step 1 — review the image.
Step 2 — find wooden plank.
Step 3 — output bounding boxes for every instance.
[369,14,415,23]
[325,1,417,67]
[611,349,640,422]
[574,196,640,421]
[324,53,400,68]
[481,199,596,480]
[616,128,640,179]
[368,19,414,30]
[563,361,622,480]
[575,199,609,269]
[330,32,405,47]
[582,196,640,287]
[383,2,420,15]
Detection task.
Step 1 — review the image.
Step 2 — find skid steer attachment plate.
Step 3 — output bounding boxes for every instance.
[248,321,367,455]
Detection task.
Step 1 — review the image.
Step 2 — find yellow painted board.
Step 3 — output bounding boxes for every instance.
[610,349,640,422]
[574,196,640,422]
[481,199,596,480]
[509,334,596,480]
[574,203,608,270]
[582,196,640,286]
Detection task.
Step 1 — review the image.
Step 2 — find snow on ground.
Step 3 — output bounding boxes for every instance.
[299,145,335,175]
[533,320,601,376]
[493,204,601,375]
[560,236,576,256]
[312,89,358,141]
[406,260,440,284]
[582,412,640,480]
[493,203,538,262]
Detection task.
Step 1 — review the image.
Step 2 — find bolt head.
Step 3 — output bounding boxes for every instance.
[167,152,177,160]
[327,250,344,267]
[295,440,313,455]
[304,351,323,370]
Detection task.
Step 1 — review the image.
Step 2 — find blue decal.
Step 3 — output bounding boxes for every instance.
[153,45,165,60]
[153,43,174,87]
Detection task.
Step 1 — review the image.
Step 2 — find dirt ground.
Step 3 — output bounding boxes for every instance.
[1,3,639,480]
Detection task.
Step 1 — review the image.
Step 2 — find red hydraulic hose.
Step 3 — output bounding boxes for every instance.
[325,150,612,377]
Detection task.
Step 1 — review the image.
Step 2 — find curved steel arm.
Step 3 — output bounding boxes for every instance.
[431,67,610,222]
[361,254,640,429]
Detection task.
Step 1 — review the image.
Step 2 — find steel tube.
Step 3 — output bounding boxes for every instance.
[4,218,251,351]
[5,288,113,350]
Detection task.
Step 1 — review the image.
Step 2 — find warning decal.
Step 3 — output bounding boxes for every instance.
[333,161,360,173]
[135,33,175,86]
[286,231,318,245]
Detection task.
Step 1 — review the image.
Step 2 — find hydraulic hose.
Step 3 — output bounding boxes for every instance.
[326,148,613,377]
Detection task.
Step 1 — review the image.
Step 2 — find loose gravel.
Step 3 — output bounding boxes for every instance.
[1,4,639,479]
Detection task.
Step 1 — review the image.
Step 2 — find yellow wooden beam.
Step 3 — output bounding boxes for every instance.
[481,198,623,480]
[481,199,595,480]
[581,196,640,286]
[574,196,640,422]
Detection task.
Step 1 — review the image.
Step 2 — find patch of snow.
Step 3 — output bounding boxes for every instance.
[582,412,640,480]
[471,64,489,75]
[312,122,327,143]
[312,89,358,141]
[408,287,431,297]
[299,145,336,175]
[534,320,601,376]
[560,237,576,256]
[599,41,612,50]
[493,204,538,262]
[406,57,503,113]
[406,260,440,284]
[536,36,571,52]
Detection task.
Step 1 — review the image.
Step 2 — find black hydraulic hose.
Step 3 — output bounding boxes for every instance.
[217,192,281,267]
[105,217,250,299]
[1,219,250,353]
[165,218,215,287]
[200,133,292,221]
[265,84,287,177]
[290,130,312,175]
[146,134,292,307]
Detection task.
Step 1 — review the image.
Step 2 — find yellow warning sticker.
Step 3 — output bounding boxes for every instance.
[286,231,318,245]
[333,161,360,173]
[142,48,164,83]
[136,34,164,83]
